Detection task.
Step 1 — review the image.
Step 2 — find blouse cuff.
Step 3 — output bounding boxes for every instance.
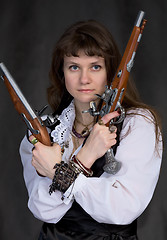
[62,173,87,204]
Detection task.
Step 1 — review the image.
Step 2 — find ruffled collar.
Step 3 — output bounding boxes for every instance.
[51,100,75,146]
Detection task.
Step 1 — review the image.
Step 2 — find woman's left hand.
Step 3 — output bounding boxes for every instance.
[76,111,119,169]
[29,135,62,179]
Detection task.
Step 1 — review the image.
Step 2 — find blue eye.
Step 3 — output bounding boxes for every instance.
[69,65,79,71]
[92,65,101,70]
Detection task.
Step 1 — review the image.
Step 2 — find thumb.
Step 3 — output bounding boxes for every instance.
[101,111,120,125]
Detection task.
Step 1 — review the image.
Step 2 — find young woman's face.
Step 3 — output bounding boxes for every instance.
[63,51,107,106]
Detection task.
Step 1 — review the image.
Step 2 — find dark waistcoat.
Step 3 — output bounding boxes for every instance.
[38,122,138,240]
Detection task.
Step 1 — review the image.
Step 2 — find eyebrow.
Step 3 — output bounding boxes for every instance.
[90,61,103,65]
[64,61,79,65]
[64,60,104,66]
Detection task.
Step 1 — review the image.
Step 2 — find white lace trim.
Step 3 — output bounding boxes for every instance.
[51,100,75,147]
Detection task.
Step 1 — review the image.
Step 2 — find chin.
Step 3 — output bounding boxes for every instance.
[76,96,99,105]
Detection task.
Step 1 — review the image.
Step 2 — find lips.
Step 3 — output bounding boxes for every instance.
[78,89,94,93]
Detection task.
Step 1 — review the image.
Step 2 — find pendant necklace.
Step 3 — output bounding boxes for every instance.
[72,118,94,138]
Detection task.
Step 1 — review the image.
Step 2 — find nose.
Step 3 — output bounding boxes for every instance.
[79,69,91,84]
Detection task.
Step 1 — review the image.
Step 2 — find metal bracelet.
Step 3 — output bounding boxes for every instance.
[49,161,80,194]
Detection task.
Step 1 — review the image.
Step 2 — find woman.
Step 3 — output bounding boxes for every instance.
[20,20,163,239]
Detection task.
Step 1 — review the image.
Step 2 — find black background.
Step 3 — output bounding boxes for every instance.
[0,0,166,239]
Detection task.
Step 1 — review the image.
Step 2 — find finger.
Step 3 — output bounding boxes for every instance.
[31,156,35,167]
[101,111,120,125]
[109,125,117,133]
[29,135,40,147]
[109,132,117,140]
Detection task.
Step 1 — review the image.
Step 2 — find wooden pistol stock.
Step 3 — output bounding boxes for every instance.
[83,10,147,126]
[0,63,51,146]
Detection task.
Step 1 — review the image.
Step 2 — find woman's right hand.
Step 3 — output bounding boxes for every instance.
[29,135,62,179]
[76,111,119,169]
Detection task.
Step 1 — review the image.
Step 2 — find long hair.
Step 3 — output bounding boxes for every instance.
[47,20,162,144]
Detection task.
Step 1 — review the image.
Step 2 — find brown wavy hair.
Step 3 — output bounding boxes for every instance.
[47,20,162,145]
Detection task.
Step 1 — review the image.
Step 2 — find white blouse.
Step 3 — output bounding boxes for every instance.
[19,101,163,225]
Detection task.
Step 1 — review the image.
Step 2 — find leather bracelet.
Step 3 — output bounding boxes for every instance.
[72,155,93,177]
[49,161,80,195]
[49,156,93,195]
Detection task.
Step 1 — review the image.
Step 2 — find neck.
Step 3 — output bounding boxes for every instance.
[74,100,94,125]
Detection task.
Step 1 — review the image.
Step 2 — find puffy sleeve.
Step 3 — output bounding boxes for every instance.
[62,110,163,224]
[19,136,74,223]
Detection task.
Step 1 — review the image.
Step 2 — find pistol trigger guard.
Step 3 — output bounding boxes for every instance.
[110,103,125,125]
[21,113,40,135]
